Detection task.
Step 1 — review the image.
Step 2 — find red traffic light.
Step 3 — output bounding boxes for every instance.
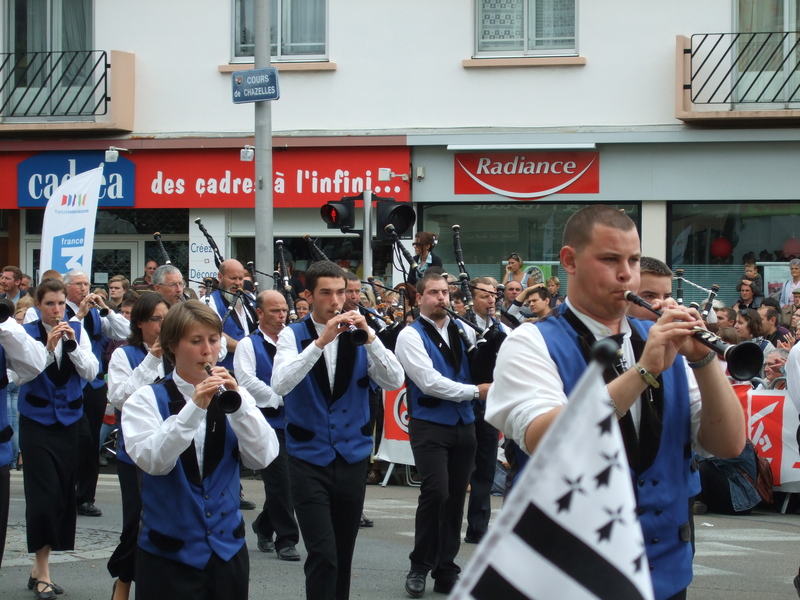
[321,200,355,231]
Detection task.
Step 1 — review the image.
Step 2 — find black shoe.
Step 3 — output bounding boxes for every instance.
[33,581,58,600]
[240,498,256,510]
[360,513,374,528]
[276,545,301,561]
[251,520,274,553]
[794,573,800,598]
[28,577,63,595]
[464,533,484,544]
[433,578,458,594]
[405,571,426,598]
[77,502,102,517]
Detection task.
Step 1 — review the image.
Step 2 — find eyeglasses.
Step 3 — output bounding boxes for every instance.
[163,281,185,289]
[146,316,164,323]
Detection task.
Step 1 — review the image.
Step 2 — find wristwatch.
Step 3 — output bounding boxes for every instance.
[473,387,480,400]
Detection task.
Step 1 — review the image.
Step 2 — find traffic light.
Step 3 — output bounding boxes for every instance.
[376,197,416,241]
[320,198,356,232]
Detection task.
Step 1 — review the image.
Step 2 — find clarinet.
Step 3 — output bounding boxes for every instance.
[194,218,225,270]
[675,268,684,305]
[153,232,172,265]
[275,240,297,322]
[701,284,720,322]
[304,234,330,262]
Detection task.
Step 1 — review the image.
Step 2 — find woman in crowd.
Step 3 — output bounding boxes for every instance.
[106,293,170,600]
[736,309,775,377]
[122,300,278,600]
[502,253,525,285]
[294,298,310,320]
[107,276,131,313]
[18,280,99,600]
[407,232,441,286]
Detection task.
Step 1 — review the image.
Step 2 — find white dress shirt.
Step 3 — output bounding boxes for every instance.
[0,318,48,383]
[66,298,130,341]
[484,298,704,455]
[271,316,404,397]
[108,344,165,411]
[234,330,283,410]
[122,371,278,477]
[17,320,99,386]
[395,314,478,402]
[786,343,800,414]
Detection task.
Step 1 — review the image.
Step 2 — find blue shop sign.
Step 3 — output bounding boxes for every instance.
[18,151,135,207]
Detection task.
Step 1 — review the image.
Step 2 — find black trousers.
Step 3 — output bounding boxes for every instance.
[290,454,367,600]
[135,544,249,600]
[466,408,498,539]
[253,429,299,550]
[76,382,107,506]
[107,459,142,582]
[408,418,476,581]
[0,464,8,568]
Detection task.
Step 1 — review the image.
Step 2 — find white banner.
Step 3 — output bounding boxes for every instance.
[39,164,104,277]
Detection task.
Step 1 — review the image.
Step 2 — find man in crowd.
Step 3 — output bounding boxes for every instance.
[209,259,257,370]
[627,257,673,321]
[486,205,745,600]
[759,305,792,347]
[395,273,491,597]
[271,261,404,600]
[64,269,130,518]
[132,259,158,293]
[234,290,301,562]
[715,306,737,329]
[0,266,27,303]
[782,288,800,327]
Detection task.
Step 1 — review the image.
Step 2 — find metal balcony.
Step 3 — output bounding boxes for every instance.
[676,34,800,122]
[0,50,134,134]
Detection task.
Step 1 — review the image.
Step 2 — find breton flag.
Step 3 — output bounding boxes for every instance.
[39,164,104,278]
[451,339,655,600]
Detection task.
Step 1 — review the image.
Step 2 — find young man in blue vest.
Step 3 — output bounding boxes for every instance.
[234,289,302,562]
[271,261,404,600]
[64,269,129,518]
[395,272,491,597]
[486,205,745,600]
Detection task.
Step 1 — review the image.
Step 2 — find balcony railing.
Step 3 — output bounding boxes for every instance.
[676,34,800,121]
[0,50,109,118]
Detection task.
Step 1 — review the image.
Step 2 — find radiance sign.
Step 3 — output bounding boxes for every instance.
[454,151,599,199]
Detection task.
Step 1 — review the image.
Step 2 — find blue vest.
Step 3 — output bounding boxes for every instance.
[138,375,245,570]
[536,306,700,600]
[406,319,475,426]
[249,331,284,430]
[211,290,249,370]
[19,321,84,427]
[0,345,10,466]
[67,305,106,390]
[283,319,371,467]
[116,345,150,465]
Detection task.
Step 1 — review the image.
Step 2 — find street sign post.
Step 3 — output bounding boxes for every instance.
[231,67,280,104]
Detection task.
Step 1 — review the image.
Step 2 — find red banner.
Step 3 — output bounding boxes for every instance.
[454,151,599,199]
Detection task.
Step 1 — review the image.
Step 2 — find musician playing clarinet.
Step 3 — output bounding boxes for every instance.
[395,273,490,598]
[209,259,257,370]
[485,205,745,600]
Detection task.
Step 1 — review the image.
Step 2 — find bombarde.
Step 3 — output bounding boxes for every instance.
[624,291,762,381]
[334,310,369,346]
[55,319,78,353]
[204,363,242,414]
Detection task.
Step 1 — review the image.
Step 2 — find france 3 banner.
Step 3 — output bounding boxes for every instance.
[732,384,800,487]
[375,385,415,467]
[39,165,104,277]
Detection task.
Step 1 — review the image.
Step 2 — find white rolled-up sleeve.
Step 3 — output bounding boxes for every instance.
[70,324,99,383]
[108,347,163,411]
[234,335,282,410]
[271,326,322,397]
[0,318,46,381]
[364,336,405,392]
[102,310,131,341]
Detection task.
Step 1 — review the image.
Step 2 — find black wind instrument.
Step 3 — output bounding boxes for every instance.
[54,319,78,353]
[194,219,225,270]
[220,289,244,327]
[452,224,476,320]
[334,310,368,346]
[304,234,331,262]
[675,268,684,306]
[204,364,241,414]
[385,224,418,271]
[153,232,172,265]
[246,261,259,294]
[275,239,297,322]
[701,284,720,322]
[624,291,762,381]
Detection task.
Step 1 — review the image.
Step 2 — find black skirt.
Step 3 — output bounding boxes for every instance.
[19,415,79,553]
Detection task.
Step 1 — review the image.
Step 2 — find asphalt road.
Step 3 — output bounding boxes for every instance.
[2,467,800,599]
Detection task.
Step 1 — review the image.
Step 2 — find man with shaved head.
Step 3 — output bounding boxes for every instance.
[234,290,301,561]
[209,259,257,370]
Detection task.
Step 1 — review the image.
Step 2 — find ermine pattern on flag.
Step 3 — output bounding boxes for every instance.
[451,356,654,600]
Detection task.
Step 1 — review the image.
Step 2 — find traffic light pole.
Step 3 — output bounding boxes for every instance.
[362,189,372,279]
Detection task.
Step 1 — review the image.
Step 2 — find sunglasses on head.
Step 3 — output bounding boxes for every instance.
[508,253,521,260]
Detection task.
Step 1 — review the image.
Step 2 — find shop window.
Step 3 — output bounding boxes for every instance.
[669,201,800,306]
[476,0,577,57]
[26,208,190,235]
[233,0,327,61]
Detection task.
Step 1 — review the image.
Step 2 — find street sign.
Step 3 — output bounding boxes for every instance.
[231,67,280,104]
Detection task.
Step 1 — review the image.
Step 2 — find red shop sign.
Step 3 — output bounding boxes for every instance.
[454,152,599,199]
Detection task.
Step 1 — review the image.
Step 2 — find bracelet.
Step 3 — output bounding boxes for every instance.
[688,350,716,370]
[634,363,660,389]
[608,398,626,418]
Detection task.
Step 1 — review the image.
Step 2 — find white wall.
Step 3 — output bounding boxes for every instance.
[94,0,733,135]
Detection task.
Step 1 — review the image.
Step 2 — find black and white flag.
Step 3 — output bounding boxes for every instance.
[451,344,655,600]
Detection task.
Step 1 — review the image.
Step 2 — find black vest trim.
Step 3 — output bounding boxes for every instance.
[417,318,463,373]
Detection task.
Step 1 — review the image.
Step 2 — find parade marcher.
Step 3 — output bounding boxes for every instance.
[485,205,745,600]
[271,261,404,600]
[19,279,99,599]
[209,259,257,371]
[395,272,490,597]
[122,300,278,600]
[234,290,302,562]
[107,293,170,600]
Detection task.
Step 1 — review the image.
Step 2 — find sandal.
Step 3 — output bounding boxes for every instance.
[33,581,57,600]
[28,577,63,595]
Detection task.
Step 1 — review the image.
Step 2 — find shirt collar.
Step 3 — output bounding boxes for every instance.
[172,371,197,399]
[565,297,631,340]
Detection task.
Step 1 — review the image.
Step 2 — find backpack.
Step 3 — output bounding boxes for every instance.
[739,440,774,505]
